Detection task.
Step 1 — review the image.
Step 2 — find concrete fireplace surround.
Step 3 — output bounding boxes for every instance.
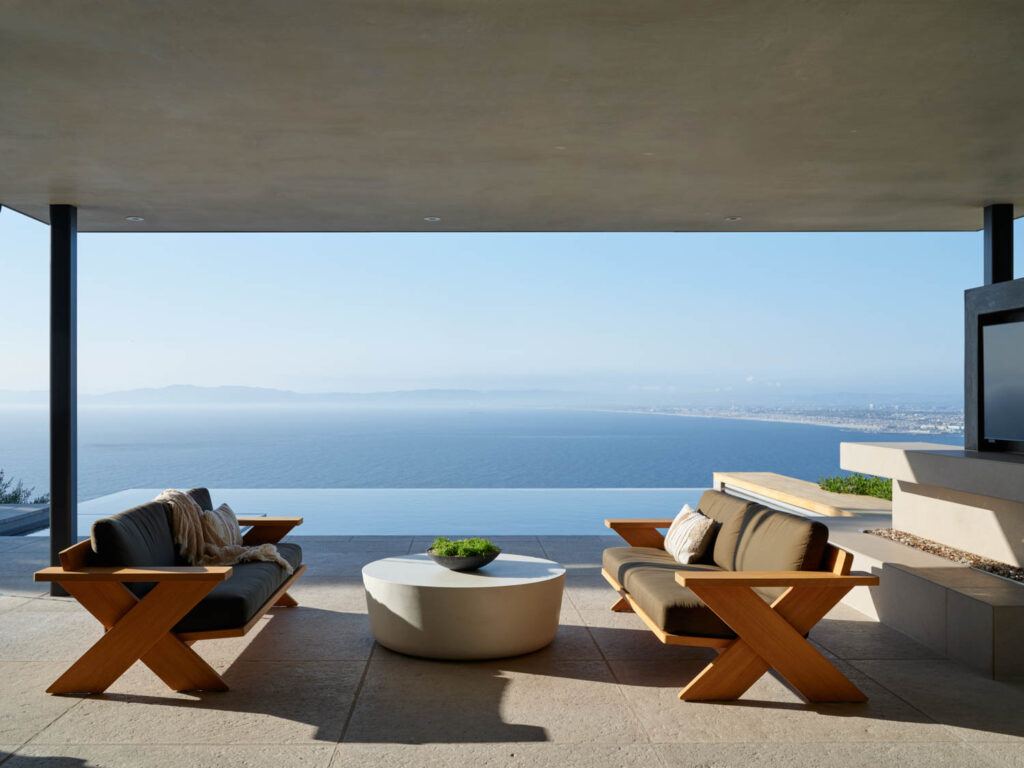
[723,462,1024,680]
[840,442,1024,567]
[838,442,1024,680]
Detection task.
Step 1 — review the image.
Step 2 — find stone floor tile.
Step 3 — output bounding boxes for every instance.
[333,537,413,553]
[0,662,86,744]
[538,535,620,548]
[0,546,48,569]
[0,608,103,662]
[194,607,373,664]
[536,545,607,561]
[545,565,604,583]
[563,576,621,611]
[8,596,82,611]
[576,609,720,660]
[514,606,603,662]
[609,658,952,744]
[851,659,1024,742]
[343,649,646,745]
[286,580,370,612]
[972,742,1024,767]
[0,568,49,598]
[331,743,660,767]
[31,661,365,745]
[655,742,1004,768]
[7,744,335,767]
[810,604,942,661]
[0,595,30,613]
[303,550,405,572]
[288,536,351,548]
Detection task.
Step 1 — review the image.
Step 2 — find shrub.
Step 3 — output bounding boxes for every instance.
[818,473,892,501]
[0,469,49,504]
[430,536,500,557]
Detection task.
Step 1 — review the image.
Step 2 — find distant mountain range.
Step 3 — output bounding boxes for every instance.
[0,384,962,411]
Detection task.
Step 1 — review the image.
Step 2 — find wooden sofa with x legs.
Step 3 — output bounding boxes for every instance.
[34,487,305,695]
[603,489,878,703]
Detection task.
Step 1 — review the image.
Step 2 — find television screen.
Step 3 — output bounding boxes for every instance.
[982,320,1024,442]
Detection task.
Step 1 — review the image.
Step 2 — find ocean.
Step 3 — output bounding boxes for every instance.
[0,407,963,501]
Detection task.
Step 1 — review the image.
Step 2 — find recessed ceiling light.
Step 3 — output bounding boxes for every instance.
[124,216,145,222]
[424,216,441,222]
[724,216,742,222]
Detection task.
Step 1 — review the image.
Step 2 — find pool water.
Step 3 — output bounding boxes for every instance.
[33,487,709,537]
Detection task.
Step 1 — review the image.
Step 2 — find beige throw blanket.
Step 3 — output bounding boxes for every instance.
[157,489,293,574]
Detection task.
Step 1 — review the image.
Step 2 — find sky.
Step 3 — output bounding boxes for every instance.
[1,207,1020,403]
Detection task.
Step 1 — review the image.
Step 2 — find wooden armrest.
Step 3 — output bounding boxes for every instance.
[237,516,303,526]
[675,571,879,588]
[238,516,302,545]
[605,518,673,548]
[35,566,234,583]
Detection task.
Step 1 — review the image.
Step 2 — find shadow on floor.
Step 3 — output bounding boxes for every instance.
[0,752,88,767]
[67,607,1024,744]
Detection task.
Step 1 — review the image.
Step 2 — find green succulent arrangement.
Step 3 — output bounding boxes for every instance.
[430,536,500,557]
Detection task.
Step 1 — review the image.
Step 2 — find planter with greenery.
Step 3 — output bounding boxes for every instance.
[818,473,892,501]
[428,536,501,571]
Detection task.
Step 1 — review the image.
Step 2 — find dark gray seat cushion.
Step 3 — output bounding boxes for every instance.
[603,547,735,638]
[86,488,302,633]
[173,542,303,633]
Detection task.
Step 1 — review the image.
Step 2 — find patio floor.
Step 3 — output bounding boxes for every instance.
[2,534,1023,767]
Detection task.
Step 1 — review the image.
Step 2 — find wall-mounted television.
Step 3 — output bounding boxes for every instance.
[966,277,1024,455]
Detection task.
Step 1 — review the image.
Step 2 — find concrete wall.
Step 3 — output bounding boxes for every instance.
[894,482,1024,567]
[841,442,1024,567]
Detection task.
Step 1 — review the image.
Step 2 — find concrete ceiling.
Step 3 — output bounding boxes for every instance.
[2,0,1023,233]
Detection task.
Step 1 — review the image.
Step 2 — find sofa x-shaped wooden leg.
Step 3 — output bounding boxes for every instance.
[677,573,875,703]
[35,566,233,695]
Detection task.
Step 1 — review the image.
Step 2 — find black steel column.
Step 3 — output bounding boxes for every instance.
[984,204,1014,285]
[49,205,77,595]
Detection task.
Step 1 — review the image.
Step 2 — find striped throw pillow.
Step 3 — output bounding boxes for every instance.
[663,504,716,565]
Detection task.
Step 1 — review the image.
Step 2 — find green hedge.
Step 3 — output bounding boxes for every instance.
[818,473,892,501]
[0,469,49,504]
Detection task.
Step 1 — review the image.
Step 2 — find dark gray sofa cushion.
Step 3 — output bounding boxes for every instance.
[90,500,180,567]
[89,487,217,567]
[173,542,303,633]
[602,546,735,638]
[87,488,302,633]
[185,487,214,511]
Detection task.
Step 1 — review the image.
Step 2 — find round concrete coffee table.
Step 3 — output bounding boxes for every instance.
[362,553,565,660]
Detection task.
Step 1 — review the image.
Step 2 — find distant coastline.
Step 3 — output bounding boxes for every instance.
[0,384,965,437]
[596,407,964,436]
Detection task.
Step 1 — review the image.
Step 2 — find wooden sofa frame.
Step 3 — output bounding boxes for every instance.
[34,517,305,695]
[602,517,879,703]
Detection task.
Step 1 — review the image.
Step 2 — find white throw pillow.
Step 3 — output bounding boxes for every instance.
[200,502,244,549]
[663,504,716,565]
